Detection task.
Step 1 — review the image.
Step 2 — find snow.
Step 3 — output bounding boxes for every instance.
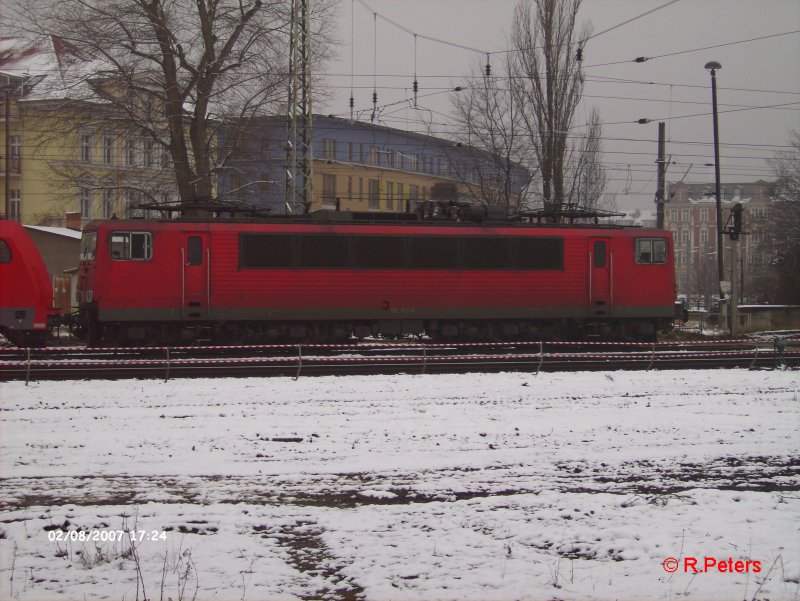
[1,369,798,600]
[23,226,83,240]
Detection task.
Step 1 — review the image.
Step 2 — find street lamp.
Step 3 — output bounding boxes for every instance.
[704,61,725,305]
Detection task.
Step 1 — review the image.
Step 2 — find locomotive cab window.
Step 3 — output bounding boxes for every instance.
[187,236,203,266]
[110,231,152,261]
[593,241,607,268]
[80,232,97,261]
[0,240,11,263]
[635,238,667,264]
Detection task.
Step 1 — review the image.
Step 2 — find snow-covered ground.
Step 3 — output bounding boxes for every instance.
[1,369,798,601]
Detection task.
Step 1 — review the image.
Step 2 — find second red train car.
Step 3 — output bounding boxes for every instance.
[0,221,53,346]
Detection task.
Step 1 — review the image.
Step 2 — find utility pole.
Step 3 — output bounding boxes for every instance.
[655,121,666,229]
[285,0,313,215]
[704,62,725,305]
[730,203,743,336]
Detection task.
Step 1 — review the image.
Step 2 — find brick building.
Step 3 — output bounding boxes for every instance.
[664,180,773,308]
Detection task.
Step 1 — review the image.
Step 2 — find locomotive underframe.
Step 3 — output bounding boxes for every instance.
[79,306,672,346]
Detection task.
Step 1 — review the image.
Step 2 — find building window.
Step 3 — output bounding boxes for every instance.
[123,137,136,167]
[79,186,93,218]
[386,181,394,211]
[323,138,336,160]
[396,183,405,210]
[409,154,419,171]
[700,208,708,222]
[368,146,378,165]
[124,188,141,215]
[681,230,690,245]
[322,173,337,206]
[700,229,708,244]
[102,188,115,219]
[9,189,21,221]
[368,179,380,209]
[669,209,678,222]
[387,150,396,169]
[143,138,154,168]
[80,134,92,162]
[681,208,690,222]
[348,142,354,162]
[103,136,115,165]
[9,136,21,173]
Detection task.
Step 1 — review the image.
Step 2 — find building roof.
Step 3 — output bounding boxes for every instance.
[0,35,107,103]
[24,225,83,240]
[667,180,773,204]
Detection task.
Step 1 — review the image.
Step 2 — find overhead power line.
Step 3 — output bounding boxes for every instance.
[584,29,800,69]
[353,0,683,58]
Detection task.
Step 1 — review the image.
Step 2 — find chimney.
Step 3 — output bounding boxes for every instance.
[65,212,82,231]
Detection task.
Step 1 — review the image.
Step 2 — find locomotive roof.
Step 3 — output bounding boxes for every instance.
[86,211,647,231]
[85,217,647,230]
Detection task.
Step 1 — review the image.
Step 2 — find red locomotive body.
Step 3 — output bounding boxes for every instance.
[0,221,53,346]
[76,217,676,345]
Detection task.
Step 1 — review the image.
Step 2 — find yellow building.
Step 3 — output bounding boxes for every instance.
[1,36,176,226]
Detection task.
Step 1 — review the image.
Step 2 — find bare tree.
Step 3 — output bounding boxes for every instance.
[8,0,335,210]
[450,55,536,209]
[563,107,606,208]
[510,0,591,212]
[749,130,800,303]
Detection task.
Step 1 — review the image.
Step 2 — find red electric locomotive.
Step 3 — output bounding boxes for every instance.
[75,213,676,346]
[0,221,53,346]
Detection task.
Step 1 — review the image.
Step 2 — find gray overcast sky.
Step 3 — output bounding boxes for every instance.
[318,0,800,211]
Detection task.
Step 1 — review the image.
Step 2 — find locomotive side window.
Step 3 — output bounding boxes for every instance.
[80,232,97,260]
[239,233,565,271]
[408,237,459,269]
[298,235,350,268]
[0,240,10,263]
[355,236,404,268]
[464,237,511,269]
[187,236,203,266]
[240,234,293,268]
[110,231,152,261]
[635,238,667,264]
[516,237,564,270]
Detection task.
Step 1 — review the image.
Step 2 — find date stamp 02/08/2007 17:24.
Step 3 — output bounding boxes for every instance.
[46,528,169,543]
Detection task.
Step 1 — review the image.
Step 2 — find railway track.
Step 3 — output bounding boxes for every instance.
[1,338,797,381]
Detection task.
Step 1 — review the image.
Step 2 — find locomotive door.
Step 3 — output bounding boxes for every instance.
[181,233,209,318]
[589,238,611,317]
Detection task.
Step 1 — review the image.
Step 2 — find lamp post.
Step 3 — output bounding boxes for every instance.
[704,61,725,308]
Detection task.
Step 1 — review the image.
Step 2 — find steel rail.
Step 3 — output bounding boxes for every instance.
[0,340,797,382]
